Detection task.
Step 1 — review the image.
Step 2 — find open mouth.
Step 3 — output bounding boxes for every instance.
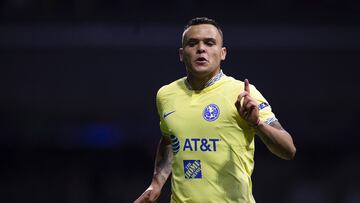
[196,57,208,63]
[196,57,207,61]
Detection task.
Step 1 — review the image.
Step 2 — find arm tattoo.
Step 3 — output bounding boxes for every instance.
[269,120,284,131]
[255,120,295,160]
[255,121,284,146]
[154,137,173,185]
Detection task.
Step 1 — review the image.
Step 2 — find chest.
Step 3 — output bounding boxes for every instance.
[162,91,239,136]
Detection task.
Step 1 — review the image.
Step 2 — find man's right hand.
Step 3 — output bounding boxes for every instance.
[134,137,172,203]
[133,184,161,203]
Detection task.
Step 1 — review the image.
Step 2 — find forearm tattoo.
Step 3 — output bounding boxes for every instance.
[255,121,284,146]
[269,120,284,130]
[154,137,173,185]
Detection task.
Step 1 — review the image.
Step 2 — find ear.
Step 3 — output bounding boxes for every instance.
[221,47,227,61]
[179,48,184,62]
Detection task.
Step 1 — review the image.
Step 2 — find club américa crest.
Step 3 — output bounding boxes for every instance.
[202,104,220,122]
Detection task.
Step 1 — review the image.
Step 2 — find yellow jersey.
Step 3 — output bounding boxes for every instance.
[156,74,277,203]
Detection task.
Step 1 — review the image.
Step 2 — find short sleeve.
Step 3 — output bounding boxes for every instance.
[156,87,171,138]
[250,85,278,125]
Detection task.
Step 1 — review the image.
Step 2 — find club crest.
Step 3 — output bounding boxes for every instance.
[203,104,220,122]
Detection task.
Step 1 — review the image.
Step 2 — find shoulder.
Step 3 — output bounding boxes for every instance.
[225,76,259,91]
[157,77,186,100]
[221,75,266,99]
[219,75,246,93]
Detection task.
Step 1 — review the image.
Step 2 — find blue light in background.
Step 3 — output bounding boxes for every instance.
[79,123,124,149]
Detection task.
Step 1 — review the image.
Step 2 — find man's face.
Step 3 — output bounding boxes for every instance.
[179,24,227,79]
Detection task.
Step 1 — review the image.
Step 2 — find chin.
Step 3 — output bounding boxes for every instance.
[190,68,214,79]
[191,67,208,73]
[193,65,211,72]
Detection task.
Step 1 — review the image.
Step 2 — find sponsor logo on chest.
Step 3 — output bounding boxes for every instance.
[171,135,220,154]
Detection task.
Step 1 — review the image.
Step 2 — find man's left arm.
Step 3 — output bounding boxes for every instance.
[254,120,296,160]
[235,79,296,160]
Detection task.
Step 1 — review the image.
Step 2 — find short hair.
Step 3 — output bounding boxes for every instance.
[182,17,224,46]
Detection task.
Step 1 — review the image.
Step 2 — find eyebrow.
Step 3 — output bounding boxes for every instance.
[186,37,217,43]
[204,38,216,42]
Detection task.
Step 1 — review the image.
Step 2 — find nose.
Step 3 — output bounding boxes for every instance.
[196,42,206,54]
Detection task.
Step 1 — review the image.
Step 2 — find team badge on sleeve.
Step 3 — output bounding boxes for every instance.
[258,102,269,110]
[203,104,220,122]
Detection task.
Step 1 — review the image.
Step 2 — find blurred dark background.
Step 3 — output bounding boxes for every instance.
[1,0,360,202]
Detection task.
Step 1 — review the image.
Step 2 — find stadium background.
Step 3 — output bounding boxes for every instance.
[0,1,359,202]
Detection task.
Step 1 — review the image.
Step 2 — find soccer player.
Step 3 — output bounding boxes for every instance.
[134,17,296,203]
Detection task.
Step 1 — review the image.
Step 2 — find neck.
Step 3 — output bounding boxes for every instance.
[186,69,221,91]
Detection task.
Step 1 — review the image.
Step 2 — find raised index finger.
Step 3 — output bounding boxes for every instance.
[244,78,250,93]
